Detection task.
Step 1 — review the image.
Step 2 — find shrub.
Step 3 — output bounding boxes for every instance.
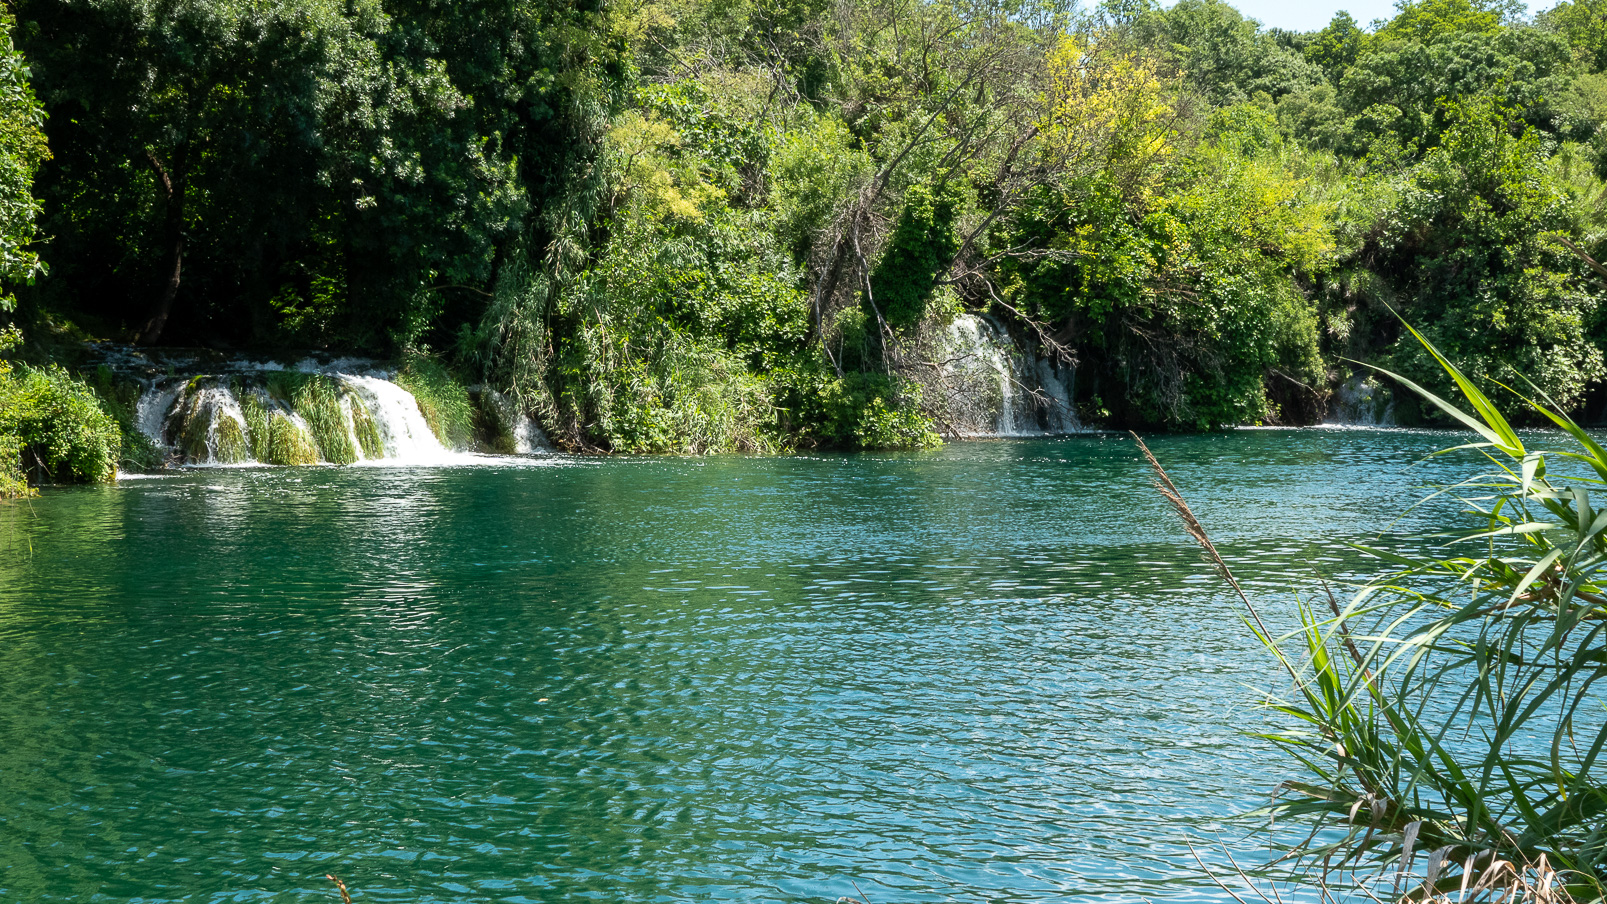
[1251,333,1607,899]
[0,363,121,492]
[779,367,941,450]
[1148,325,1607,901]
[86,366,163,471]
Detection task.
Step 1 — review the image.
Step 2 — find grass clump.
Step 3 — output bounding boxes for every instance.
[212,411,249,463]
[267,372,356,464]
[396,351,474,449]
[240,391,319,466]
[349,395,382,459]
[173,378,214,462]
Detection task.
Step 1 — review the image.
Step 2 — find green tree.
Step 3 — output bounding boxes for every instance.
[15,0,614,349]
[1374,0,1514,43]
[1302,11,1366,83]
[0,11,45,316]
[1370,101,1605,413]
[1130,0,1325,105]
[1540,0,1607,73]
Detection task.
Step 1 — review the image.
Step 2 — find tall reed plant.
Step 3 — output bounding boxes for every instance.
[1143,325,1607,902]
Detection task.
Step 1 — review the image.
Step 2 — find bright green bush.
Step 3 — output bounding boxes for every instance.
[545,190,812,453]
[0,363,121,491]
[778,368,940,450]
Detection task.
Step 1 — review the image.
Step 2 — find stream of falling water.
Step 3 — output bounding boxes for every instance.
[939,314,1081,436]
[132,368,549,467]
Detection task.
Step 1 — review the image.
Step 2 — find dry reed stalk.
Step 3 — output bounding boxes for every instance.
[1130,432,1296,683]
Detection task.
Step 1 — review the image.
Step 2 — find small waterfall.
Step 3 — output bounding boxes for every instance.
[481,389,552,454]
[136,381,184,444]
[336,375,451,463]
[936,314,1080,436]
[174,384,252,464]
[1325,374,1395,426]
[130,368,494,466]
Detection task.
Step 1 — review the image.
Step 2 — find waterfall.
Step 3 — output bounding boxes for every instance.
[1325,374,1396,426]
[936,314,1080,436]
[336,375,451,463]
[122,359,551,467]
[480,389,552,454]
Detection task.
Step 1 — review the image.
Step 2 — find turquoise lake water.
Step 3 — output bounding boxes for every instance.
[0,430,1484,903]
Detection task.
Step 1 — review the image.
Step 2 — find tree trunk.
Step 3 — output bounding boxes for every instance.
[137,147,187,346]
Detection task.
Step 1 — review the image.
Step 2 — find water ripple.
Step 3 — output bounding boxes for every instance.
[0,429,1490,902]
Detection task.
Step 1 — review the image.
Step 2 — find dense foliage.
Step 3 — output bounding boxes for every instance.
[1,0,1607,456]
[0,327,121,495]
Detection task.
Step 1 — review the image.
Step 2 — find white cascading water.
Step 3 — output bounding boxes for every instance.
[130,370,531,466]
[481,389,551,454]
[191,386,251,463]
[939,314,1080,436]
[1325,374,1396,426]
[334,375,455,464]
[136,381,185,445]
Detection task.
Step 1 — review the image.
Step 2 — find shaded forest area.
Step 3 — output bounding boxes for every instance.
[3,0,1607,453]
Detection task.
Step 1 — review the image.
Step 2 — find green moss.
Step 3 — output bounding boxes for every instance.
[240,391,319,466]
[396,351,474,448]
[212,415,249,464]
[350,398,383,459]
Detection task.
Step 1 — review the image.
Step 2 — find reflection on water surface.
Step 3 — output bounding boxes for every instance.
[0,430,1483,903]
